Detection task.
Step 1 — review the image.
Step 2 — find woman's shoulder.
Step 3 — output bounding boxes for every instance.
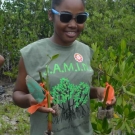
[75,40,92,50]
[75,40,93,57]
[76,40,88,47]
[21,38,48,51]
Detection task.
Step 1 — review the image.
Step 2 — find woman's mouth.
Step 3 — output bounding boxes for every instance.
[66,32,77,38]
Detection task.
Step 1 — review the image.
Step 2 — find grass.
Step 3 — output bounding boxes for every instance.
[0,102,30,135]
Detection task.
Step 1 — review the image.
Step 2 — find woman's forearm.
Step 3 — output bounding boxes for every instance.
[90,87,98,99]
[12,91,31,108]
[90,87,105,100]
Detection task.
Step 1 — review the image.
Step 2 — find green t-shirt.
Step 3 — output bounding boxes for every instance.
[20,38,94,135]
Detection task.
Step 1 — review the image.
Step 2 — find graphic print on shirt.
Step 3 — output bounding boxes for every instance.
[42,52,93,127]
[51,78,90,123]
[74,53,83,62]
[42,62,90,75]
[42,53,92,76]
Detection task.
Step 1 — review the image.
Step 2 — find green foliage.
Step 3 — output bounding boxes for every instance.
[92,118,112,134]
[90,40,135,134]
[0,102,30,134]
[0,0,52,80]
[80,0,135,53]
[0,0,135,134]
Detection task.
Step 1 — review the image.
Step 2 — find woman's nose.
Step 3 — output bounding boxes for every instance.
[68,18,77,28]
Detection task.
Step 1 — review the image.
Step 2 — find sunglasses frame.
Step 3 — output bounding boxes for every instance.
[51,9,89,24]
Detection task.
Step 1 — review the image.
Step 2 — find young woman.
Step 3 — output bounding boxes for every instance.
[13,0,116,135]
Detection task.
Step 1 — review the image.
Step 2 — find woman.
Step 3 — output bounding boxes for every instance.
[13,0,116,135]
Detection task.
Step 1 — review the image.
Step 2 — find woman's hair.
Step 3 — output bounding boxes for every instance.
[51,0,86,8]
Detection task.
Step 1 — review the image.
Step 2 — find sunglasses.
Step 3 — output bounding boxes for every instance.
[51,9,89,24]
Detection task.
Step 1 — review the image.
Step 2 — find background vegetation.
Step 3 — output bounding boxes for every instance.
[0,0,135,134]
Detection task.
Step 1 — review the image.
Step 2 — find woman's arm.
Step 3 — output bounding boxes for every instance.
[90,87,105,100]
[90,86,116,105]
[12,57,55,113]
[13,57,32,108]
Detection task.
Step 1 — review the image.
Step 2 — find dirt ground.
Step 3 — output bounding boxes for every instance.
[0,80,15,103]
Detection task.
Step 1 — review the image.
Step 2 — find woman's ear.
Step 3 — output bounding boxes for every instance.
[48,9,53,21]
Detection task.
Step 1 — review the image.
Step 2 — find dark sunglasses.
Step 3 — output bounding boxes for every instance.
[51,9,89,24]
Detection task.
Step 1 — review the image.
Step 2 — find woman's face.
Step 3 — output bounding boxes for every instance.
[50,0,85,46]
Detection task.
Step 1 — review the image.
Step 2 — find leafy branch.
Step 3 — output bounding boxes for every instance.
[39,54,59,135]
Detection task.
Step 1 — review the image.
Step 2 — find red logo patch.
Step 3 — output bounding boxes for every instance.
[74,53,83,62]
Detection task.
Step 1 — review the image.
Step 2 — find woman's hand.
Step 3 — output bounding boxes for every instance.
[90,87,116,107]
[28,94,56,114]
[97,87,116,107]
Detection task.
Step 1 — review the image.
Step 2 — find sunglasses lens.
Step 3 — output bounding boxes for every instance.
[76,14,87,24]
[60,13,72,23]
[59,12,88,24]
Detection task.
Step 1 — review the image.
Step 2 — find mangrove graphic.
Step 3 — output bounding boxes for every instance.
[51,78,90,123]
